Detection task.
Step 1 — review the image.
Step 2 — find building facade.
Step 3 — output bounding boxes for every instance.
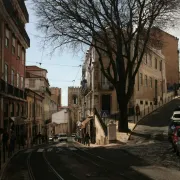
[0,0,30,134]
[151,28,179,90]
[51,108,70,135]
[50,87,61,107]
[25,88,43,145]
[68,87,81,134]
[25,66,52,135]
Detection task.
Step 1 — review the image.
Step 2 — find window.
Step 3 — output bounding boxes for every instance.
[160,60,162,71]
[12,37,16,54]
[22,49,25,64]
[149,77,152,88]
[18,44,21,58]
[5,64,8,82]
[140,73,143,85]
[145,75,148,86]
[17,73,19,87]
[5,28,9,47]
[155,58,158,69]
[29,79,35,88]
[11,69,14,85]
[21,77,24,88]
[73,95,78,104]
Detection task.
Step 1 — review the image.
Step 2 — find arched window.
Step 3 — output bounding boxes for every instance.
[72,95,78,104]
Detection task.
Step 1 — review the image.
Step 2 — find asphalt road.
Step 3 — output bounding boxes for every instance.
[130,98,180,143]
[1,141,152,180]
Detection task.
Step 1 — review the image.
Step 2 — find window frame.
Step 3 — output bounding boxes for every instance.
[17,73,20,87]
[5,28,10,47]
[12,37,16,54]
[4,64,8,82]
[145,75,148,86]
[11,69,14,85]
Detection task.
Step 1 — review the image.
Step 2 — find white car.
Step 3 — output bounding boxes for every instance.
[58,133,68,142]
[171,112,180,121]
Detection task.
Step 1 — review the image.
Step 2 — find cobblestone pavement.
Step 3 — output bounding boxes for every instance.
[122,98,180,178]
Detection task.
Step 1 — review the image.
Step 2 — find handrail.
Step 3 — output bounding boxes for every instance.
[93,107,107,136]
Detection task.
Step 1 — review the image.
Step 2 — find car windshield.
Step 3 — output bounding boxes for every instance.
[173,114,180,118]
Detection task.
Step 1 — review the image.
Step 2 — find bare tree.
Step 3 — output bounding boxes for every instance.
[32,0,180,132]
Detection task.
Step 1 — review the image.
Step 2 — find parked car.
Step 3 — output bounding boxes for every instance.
[168,120,180,142]
[71,133,76,138]
[171,111,180,120]
[58,133,68,142]
[49,136,53,142]
[53,135,59,142]
[171,126,180,154]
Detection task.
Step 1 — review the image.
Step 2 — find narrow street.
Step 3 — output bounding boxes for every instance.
[1,141,152,180]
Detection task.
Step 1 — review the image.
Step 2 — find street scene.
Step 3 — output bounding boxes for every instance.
[1,0,180,180]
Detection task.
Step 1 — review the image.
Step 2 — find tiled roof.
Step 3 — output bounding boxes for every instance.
[26,66,48,72]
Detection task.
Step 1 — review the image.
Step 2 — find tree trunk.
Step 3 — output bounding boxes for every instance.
[117,99,129,132]
[116,86,129,133]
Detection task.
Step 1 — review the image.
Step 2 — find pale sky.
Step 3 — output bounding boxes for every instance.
[25,1,180,106]
[25,1,85,106]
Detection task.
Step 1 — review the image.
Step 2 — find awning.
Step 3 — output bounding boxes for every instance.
[81,116,93,129]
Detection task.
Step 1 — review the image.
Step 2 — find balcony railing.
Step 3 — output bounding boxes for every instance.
[99,82,114,91]
[2,0,30,47]
[17,0,29,22]
[0,80,25,99]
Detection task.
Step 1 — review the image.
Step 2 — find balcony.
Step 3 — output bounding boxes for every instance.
[99,82,114,91]
[0,80,25,99]
[81,79,91,96]
[2,0,30,47]
[17,0,29,22]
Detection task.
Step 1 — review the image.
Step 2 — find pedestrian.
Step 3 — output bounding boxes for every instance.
[10,131,16,155]
[85,132,90,146]
[135,104,140,121]
[2,129,9,152]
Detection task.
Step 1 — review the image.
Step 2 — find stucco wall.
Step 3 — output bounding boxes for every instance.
[94,115,107,145]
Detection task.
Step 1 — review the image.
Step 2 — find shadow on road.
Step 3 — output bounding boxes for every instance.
[137,99,180,127]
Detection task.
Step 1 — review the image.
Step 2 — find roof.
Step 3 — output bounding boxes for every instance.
[26,66,48,72]
[26,72,50,86]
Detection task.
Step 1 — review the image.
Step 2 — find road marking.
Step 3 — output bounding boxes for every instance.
[24,149,33,153]
[69,147,77,151]
[47,148,53,152]
[37,148,44,152]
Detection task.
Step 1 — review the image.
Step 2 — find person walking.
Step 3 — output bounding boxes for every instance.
[85,132,90,146]
[9,131,16,155]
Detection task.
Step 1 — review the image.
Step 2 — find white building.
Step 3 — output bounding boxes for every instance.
[51,107,70,135]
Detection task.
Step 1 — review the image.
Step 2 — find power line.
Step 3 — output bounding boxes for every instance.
[26,61,81,67]
[73,66,82,86]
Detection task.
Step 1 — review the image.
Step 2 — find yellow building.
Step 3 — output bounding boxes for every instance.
[25,88,44,145]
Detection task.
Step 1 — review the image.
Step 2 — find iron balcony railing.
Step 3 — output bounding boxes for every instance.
[2,0,30,47]
[0,80,25,99]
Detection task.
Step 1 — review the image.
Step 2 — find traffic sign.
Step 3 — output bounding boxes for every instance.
[101,110,109,118]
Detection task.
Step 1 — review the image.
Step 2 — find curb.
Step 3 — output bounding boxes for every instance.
[127,97,178,141]
[0,143,47,179]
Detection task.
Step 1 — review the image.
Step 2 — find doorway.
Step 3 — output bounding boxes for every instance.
[101,94,111,114]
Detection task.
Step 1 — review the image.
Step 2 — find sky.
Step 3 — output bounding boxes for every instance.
[25,1,85,106]
[25,1,180,106]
